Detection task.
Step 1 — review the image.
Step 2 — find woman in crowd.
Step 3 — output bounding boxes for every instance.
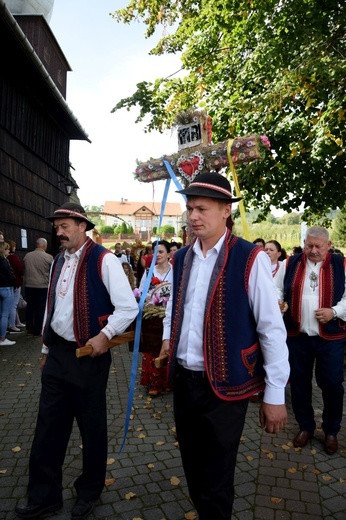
[253,237,265,249]
[265,240,283,277]
[138,240,173,396]
[7,240,25,332]
[0,242,17,346]
[122,262,136,290]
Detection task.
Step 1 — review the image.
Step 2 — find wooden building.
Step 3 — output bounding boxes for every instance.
[0,0,89,255]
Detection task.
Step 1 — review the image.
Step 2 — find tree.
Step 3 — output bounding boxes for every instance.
[84,205,104,229]
[111,0,345,222]
[278,213,302,225]
[333,207,346,246]
[159,224,175,234]
[120,222,128,234]
[100,225,114,234]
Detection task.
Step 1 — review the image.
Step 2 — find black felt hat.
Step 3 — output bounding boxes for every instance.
[177,172,242,202]
[46,202,95,231]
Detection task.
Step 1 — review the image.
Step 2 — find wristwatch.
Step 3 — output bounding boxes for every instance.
[331,308,337,320]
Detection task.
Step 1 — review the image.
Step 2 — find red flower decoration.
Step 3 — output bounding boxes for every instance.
[150,276,161,286]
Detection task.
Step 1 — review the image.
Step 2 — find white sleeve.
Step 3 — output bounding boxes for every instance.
[162,278,174,341]
[249,252,290,405]
[100,253,138,338]
[332,266,346,320]
[274,260,286,300]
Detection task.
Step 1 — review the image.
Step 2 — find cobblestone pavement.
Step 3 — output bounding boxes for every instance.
[0,332,345,520]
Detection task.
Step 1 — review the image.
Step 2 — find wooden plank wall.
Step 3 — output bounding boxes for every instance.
[0,78,70,256]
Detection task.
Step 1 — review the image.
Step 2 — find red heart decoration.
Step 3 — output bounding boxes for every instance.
[179,157,201,177]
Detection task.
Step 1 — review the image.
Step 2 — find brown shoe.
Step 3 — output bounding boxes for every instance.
[293,430,314,448]
[324,435,338,455]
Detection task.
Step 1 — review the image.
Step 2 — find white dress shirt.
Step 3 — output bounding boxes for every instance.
[42,242,138,352]
[163,232,289,405]
[274,257,346,335]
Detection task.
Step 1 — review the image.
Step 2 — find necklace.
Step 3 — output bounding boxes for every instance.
[156,265,171,281]
[309,270,318,292]
[58,255,79,297]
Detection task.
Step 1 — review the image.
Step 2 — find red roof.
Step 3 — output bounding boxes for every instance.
[104,201,182,216]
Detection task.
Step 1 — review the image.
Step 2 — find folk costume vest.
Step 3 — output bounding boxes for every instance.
[168,230,266,401]
[43,238,114,348]
[283,252,346,339]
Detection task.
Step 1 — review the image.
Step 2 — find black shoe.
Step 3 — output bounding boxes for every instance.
[8,327,24,334]
[71,499,95,520]
[15,501,63,519]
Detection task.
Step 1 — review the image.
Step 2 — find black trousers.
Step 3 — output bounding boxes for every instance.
[174,365,248,520]
[287,333,345,435]
[25,287,48,335]
[27,334,111,505]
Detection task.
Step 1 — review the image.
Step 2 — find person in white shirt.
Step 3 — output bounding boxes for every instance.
[264,239,283,277]
[15,203,138,520]
[160,172,289,520]
[114,242,127,264]
[274,226,346,455]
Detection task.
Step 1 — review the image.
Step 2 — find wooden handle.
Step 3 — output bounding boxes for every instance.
[154,354,168,369]
[76,330,136,358]
[109,330,135,347]
[76,344,93,358]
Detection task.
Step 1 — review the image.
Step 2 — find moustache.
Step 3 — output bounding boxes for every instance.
[60,236,69,242]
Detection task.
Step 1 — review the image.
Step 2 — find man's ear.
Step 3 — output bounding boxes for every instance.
[224,203,232,219]
[79,221,87,233]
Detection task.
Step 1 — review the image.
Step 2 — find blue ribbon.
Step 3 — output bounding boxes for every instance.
[163,160,187,202]
[119,178,171,453]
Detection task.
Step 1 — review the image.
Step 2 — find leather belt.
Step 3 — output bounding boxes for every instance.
[176,363,206,379]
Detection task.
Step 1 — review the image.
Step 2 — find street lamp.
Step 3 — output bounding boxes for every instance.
[58,179,78,195]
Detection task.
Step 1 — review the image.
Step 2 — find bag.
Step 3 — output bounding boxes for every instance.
[18,294,27,309]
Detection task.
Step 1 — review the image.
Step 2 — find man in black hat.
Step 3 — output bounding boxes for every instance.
[15,203,138,520]
[160,172,290,520]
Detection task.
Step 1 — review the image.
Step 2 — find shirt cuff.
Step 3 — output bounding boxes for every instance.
[101,325,115,340]
[263,386,286,405]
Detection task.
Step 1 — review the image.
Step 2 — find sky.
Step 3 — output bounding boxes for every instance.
[49,0,183,209]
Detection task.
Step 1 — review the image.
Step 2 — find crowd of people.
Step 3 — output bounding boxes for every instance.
[1,187,345,520]
[0,233,54,346]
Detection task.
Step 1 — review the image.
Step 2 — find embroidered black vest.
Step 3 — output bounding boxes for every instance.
[43,238,114,348]
[168,230,266,401]
[283,252,346,339]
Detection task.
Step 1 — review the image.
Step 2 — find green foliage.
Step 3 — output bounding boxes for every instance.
[277,213,302,226]
[120,222,128,233]
[111,0,346,222]
[114,225,121,233]
[84,205,104,229]
[100,225,115,234]
[333,206,346,247]
[159,224,175,234]
[128,225,134,233]
[152,226,157,234]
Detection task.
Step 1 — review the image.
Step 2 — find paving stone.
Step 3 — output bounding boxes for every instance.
[0,335,345,520]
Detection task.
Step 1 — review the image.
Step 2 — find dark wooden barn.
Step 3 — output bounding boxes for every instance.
[0,1,89,256]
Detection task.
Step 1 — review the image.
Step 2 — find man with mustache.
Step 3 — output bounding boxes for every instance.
[275,226,346,455]
[16,203,138,520]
